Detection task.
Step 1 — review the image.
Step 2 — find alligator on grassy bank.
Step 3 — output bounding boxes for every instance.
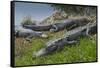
[23,17,90,32]
[15,28,48,42]
[32,23,97,58]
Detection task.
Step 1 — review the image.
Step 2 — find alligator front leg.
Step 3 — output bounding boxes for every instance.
[86,23,90,36]
[67,40,78,44]
[25,35,33,43]
[50,24,58,32]
[67,24,77,31]
[25,38,32,43]
[57,40,79,51]
[86,23,93,40]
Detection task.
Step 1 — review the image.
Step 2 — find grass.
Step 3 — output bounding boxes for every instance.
[15,30,97,66]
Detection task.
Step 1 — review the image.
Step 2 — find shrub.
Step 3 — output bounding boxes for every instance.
[21,16,36,26]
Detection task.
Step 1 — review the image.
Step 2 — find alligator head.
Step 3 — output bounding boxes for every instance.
[32,42,58,59]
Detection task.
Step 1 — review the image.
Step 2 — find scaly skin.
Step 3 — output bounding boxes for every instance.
[23,17,89,32]
[33,23,97,58]
[15,28,48,42]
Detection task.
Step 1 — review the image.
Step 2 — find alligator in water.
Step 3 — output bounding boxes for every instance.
[23,17,89,32]
[32,23,97,58]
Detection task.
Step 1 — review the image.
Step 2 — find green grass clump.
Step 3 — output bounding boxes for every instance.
[15,30,97,66]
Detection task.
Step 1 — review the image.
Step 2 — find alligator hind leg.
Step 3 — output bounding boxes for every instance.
[57,44,65,51]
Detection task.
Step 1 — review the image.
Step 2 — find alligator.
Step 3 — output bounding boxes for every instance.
[32,23,97,58]
[22,24,52,31]
[23,17,90,32]
[15,28,48,42]
[50,17,90,32]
